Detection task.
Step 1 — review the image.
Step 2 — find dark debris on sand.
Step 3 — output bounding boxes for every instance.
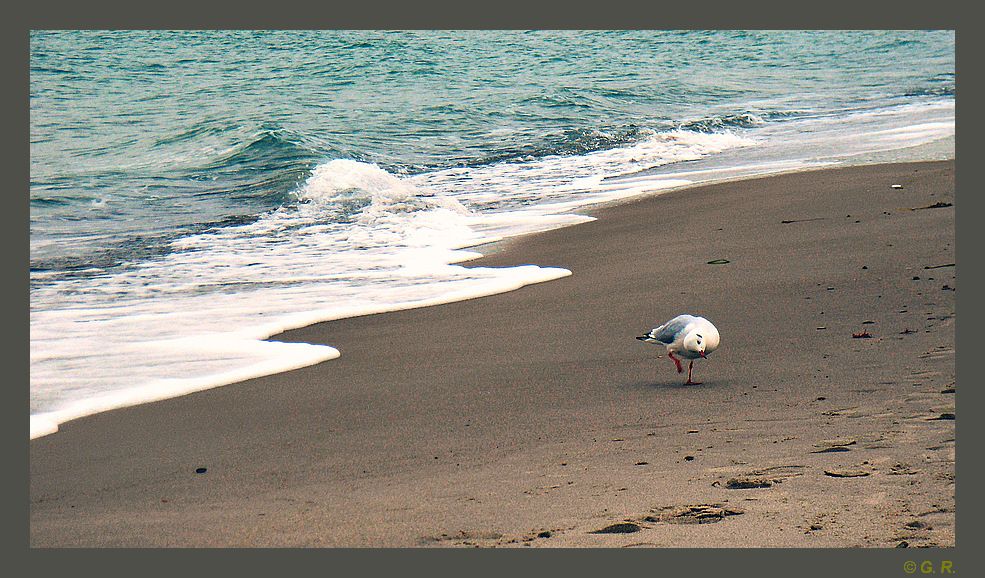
[591,522,642,534]
[725,477,773,489]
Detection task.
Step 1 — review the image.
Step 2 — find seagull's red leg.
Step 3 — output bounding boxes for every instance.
[668,351,683,373]
[684,360,702,385]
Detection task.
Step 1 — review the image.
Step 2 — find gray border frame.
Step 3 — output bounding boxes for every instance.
[11,3,975,577]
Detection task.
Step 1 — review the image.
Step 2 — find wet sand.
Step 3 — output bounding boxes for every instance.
[30,161,955,547]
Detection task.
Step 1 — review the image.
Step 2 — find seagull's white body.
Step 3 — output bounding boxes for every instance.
[637,314,720,384]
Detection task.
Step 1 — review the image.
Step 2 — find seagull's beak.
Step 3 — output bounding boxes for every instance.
[699,351,707,358]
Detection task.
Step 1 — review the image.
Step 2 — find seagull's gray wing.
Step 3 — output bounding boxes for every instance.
[646,315,697,344]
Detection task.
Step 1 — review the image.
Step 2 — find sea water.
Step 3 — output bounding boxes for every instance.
[30,30,955,438]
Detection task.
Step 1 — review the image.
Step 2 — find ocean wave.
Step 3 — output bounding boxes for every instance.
[675,112,767,133]
[473,125,654,167]
[465,114,778,170]
[196,126,320,174]
[30,213,267,286]
[520,91,595,110]
[30,196,75,207]
[296,159,469,223]
[161,127,330,209]
[30,126,328,282]
[152,120,240,147]
[903,85,955,98]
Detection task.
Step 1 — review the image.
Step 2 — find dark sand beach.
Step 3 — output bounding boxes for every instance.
[30,161,955,547]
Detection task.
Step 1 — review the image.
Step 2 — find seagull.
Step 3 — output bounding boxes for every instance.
[637,314,720,385]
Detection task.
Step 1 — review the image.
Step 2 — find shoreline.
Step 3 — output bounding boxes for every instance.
[30,146,954,441]
[31,160,955,547]
[464,144,955,259]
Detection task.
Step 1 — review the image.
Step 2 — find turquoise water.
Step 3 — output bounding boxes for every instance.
[29,30,955,437]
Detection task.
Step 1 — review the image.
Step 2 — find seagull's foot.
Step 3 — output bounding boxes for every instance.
[683,380,703,386]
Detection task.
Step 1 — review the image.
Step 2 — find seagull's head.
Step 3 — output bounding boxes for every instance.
[683,326,720,358]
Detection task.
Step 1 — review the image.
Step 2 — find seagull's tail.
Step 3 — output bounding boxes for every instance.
[637,333,658,344]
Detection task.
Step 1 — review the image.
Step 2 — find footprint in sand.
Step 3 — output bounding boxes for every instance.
[592,504,745,535]
[421,529,503,545]
[823,468,872,478]
[646,504,744,525]
[812,438,857,453]
[716,465,806,489]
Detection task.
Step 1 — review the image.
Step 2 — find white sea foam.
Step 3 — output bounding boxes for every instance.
[30,155,592,439]
[29,104,954,439]
[30,340,340,439]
